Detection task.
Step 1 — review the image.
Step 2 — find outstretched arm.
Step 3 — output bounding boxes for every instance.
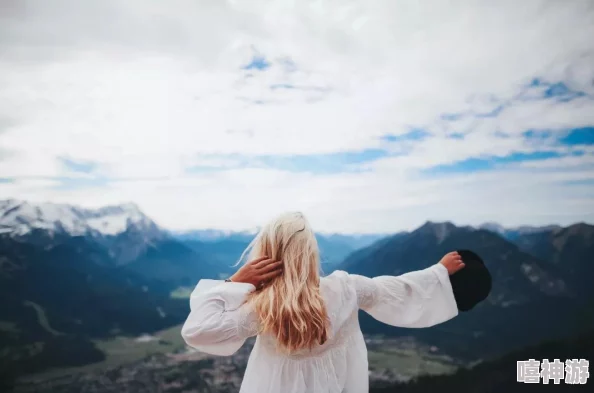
[349,256,462,328]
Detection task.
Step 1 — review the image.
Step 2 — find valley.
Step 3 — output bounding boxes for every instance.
[1,199,593,392]
[11,329,462,392]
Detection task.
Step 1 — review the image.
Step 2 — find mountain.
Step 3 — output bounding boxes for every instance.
[171,229,259,243]
[0,200,226,381]
[173,229,390,271]
[340,221,593,360]
[124,238,227,284]
[0,199,166,265]
[316,233,394,269]
[0,199,157,238]
[0,199,223,284]
[478,221,594,297]
[343,221,570,301]
[478,222,562,241]
[180,238,253,272]
[370,328,594,393]
[0,233,191,380]
[3,199,591,384]
[509,223,594,297]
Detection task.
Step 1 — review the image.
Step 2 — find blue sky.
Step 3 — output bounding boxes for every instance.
[181,123,593,176]
[0,0,593,232]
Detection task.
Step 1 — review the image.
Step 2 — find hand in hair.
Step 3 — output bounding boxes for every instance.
[439,251,465,275]
[229,256,283,288]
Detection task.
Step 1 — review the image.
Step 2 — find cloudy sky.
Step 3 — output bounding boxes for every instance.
[0,0,593,233]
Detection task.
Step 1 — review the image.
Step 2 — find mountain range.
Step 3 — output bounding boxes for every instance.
[1,198,593,386]
[341,220,594,360]
[0,199,391,382]
[170,228,388,270]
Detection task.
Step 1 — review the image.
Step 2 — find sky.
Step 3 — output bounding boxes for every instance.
[0,0,593,233]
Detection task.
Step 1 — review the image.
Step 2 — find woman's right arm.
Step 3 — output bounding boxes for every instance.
[348,261,460,328]
[180,279,257,356]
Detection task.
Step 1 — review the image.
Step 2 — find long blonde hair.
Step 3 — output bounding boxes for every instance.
[237,212,330,353]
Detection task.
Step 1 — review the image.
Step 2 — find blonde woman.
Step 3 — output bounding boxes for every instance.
[181,212,465,393]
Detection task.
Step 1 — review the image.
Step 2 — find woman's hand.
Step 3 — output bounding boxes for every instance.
[439,251,465,275]
[229,256,283,289]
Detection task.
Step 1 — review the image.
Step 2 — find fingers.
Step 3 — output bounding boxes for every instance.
[253,257,277,269]
[248,256,270,266]
[254,260,283,289]
[448,251,463,261]
[258,260,283,273]
[258,268,283,282]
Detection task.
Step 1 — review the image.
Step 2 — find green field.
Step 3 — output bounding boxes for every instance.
[367,344,458,377]
[18,324,190,383]
[18,330,459,384]
[170,286,193,299]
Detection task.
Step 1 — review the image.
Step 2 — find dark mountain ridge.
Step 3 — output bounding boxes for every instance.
[340,221,594,361]
[2,198,592,385]
[508,222,594,297]
[0,234,193,380]
[175,230,392,271]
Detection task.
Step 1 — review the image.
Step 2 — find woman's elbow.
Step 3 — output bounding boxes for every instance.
[180,324,241,357]
[181,319,210,345]
[181,333,240,357]
[414,308,458,328]
[182,322,215,345]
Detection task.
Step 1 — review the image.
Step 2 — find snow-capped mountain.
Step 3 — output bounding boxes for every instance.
[0,199,161,237]
[0,199,171,266]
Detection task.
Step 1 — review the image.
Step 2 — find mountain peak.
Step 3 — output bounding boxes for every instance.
[415,221,461,243]
[479,222,506,234]
[477,222,564,238]
[563,222,594,238]
[92,202,145,221]
[106,201,141,212]
[0,199,158,237]
[418,220,458,231]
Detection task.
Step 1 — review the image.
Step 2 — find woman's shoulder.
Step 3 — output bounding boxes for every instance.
[320,270,362,313]
[321,269,350,282]
[321,270,357,295]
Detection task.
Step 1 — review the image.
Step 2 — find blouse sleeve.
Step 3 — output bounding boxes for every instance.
[180,279,259,356]
[348,263,458,328]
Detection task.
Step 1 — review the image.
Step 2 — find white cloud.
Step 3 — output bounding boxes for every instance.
[1,161,592,232]
[0,0,593,231]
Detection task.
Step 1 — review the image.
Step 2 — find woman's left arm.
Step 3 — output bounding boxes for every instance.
[181,279,257,356]
[349,263,459,328]
[349,251,464,328]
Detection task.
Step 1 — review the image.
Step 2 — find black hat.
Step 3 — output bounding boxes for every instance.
[449,250,492,312]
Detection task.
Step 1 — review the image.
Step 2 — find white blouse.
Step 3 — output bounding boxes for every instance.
[181,263,458,393]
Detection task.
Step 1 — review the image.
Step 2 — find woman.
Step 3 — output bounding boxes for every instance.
[181,212,464,393]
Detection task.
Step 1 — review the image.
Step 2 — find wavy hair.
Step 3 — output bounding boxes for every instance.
[237,212,330,353]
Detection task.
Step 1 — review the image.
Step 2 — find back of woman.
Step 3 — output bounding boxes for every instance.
[241,269,369,392]
[181,212,462,393]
